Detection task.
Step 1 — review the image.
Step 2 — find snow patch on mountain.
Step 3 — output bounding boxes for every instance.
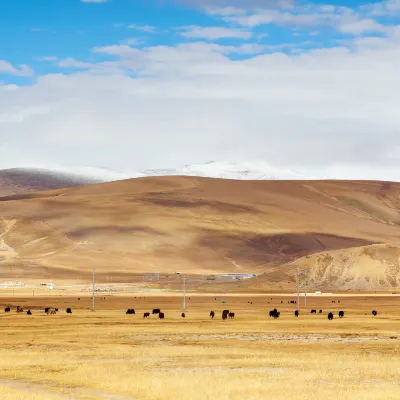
[0,161,318,184]
[142,161,314,180]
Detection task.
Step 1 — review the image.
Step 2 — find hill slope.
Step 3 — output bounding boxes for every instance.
[0,176,400,289]
[0,168,100,197]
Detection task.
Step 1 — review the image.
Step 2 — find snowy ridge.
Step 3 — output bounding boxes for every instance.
[0,161,317,184]
[142,161,314,180]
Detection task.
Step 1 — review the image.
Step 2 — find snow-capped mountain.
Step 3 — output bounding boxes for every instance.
[142,161,313,180]
[0,161,314,188]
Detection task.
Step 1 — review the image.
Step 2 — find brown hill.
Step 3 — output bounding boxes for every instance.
[1,176,400,289]
[0,168,98,197]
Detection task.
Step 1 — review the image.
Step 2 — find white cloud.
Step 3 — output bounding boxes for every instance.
[124,38,142,45]
[58,58,95,69]
[0,105,50,124]
[176,0,295,8]
[218,2,388,36]
[338,18,387,35]
[178,25,252,40]
[127,25,155,33]
[362,0,400,16]
[37,56,58,61]
[205,6,247,16]
[2,32,400,181]
[92,45,141,57]
[0,60,33,77]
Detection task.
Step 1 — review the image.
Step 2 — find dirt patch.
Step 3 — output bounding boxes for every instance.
[0,376,134,400]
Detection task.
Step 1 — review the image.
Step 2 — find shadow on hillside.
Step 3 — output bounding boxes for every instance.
[68,225,164,239]
[196,230,377,266]
[141,196,261,214]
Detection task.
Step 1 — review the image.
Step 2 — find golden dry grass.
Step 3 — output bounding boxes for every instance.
[0,294,400,399]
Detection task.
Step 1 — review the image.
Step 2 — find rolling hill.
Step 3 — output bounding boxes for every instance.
[0,176,400,290]
[0,168,100,197]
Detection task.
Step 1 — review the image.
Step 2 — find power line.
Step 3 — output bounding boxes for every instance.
[92,267,95,312]
[182,275,187,312]
[296,266,300,311]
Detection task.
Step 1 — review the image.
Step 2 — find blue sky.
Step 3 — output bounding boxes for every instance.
[1,0,400,180]
[2,0,398,84]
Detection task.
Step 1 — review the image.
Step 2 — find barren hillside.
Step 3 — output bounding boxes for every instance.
[0,168,98,197]
[0,176,400,289]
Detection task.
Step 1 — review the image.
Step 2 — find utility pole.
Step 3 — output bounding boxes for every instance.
[182,275,187,312]
[296,267,300,310]
[92,267,95,312]
[304,279,307,307]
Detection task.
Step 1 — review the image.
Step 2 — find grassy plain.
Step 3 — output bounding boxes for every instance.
[0,293,399,400]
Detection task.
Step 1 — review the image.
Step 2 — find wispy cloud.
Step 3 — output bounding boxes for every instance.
[57,58,95,69]
[178,25,252,40]
[31,28,48,32]
[361,0,400,16]
[38,56,58,61]
[0,60,33,77]
[205,6,247,16]
[216,2,389,37]
[124,38,143,46]
[92,45,141,57]
[127,25,156,33]
[338,19,387,35]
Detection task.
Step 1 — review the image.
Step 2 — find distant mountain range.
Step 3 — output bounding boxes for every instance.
[0,161,316,197]
[141,161,314,180]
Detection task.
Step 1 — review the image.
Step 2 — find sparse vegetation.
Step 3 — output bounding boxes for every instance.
[0,293,400,399]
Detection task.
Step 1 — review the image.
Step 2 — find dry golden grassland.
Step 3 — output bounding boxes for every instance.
[0,294,399,400]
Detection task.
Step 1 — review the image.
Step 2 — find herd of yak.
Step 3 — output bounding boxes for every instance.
[3,305,379,320]
[3,306,72,315]
[125,308,378,320]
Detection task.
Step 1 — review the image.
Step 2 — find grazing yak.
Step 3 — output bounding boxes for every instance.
[372,310,378,316]
[16,306,23,313]
[66,308,72,314]
[181,313,186,318]
[270,309,280,319]
[27,310,32,315]
[311,309,317,314]
[159,312,165,319]
[4,307,10,313]
[126,309,135,315]
[319,310,323,314]
[338,311,344,318]
[294,310,299,317]
[143,312,150,318]
[152,309,161,315]
[222,310,229,320]
[228,312,235,319]
[46,308,57,315]
[328,312,333,320]
[210,311,215,319]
